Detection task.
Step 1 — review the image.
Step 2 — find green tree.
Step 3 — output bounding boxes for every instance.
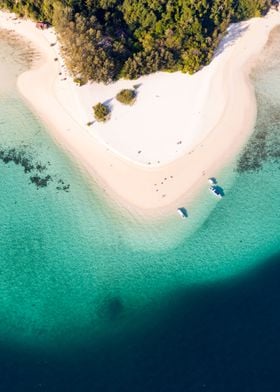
[116,89,136,104]
[93,102,110,122]
[0,0,273,82]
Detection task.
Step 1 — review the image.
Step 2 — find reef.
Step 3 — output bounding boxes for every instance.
[0,145,70,191]
[237,100,280,173]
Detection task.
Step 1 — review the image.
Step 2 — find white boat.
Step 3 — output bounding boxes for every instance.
[209,186,223,198]
[177,207,188,218]
[208,177,217,185]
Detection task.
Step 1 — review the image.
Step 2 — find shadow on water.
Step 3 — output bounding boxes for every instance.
[2,251,280,391]
[97,296,124,322]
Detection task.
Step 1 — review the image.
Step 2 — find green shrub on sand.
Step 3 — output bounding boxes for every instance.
[116,89,136,105]
[93,103,110,122]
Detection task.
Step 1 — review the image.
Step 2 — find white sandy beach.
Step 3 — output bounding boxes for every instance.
[0,10,280,215]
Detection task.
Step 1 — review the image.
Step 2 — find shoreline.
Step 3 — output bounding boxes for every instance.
[0,10,280,217]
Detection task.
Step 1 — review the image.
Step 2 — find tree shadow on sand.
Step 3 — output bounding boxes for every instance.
[214,24,248,60]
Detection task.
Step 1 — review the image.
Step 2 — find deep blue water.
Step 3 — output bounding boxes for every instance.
[2,254,280,392]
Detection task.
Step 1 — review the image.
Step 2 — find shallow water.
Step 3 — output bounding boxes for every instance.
[1,29,280,390]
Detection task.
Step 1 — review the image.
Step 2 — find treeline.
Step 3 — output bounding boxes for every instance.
[0,0,272,83]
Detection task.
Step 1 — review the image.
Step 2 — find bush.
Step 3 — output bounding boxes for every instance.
[116,89,136,105]
[74,77,86,86]
[93,103,110,122]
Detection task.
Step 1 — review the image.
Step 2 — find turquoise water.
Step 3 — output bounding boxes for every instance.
[1,28,280,390]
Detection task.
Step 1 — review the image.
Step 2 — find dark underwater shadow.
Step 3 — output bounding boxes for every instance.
[2,251,280,391]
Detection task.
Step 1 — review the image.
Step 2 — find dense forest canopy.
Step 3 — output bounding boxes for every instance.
[0,0,272,83]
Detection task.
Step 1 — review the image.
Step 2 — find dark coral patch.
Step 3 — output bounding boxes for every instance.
[0,145,70,191]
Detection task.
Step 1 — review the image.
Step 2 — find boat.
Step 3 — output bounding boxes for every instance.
[208,177,217,185]
[209,186,223,198]
[177,207,188,218]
